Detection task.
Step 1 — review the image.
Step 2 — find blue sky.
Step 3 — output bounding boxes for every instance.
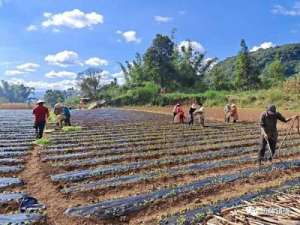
[0,0,299,91]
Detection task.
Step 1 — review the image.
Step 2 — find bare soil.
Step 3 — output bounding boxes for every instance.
[19,145,102,225]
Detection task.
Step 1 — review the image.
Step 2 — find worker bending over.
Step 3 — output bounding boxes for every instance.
[63,106,71,126]
[33,100,49,139]
[230,104,238,123]
[259,105,294,166]
[54,103,65,129]
[195,103,205,127]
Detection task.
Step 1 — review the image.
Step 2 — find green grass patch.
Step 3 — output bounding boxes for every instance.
[33,138,51,145]
[62,126,82,132]
[48,111,57,123]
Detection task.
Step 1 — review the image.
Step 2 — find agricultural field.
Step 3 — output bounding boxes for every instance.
[1,108,300,225]
[0,110,45,224]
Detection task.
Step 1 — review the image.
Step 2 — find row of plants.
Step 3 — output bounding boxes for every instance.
[61,143,300,194]
[160,176,300,225]
[64,159,300,220]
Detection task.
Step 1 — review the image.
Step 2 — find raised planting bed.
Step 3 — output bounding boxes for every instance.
[0,213,45,224]
[61,145,300,194]
[64,159,300,220]
[0,177,23,189]
[0,192,25,203]
[160,176,300,225]
[0,165,24,174]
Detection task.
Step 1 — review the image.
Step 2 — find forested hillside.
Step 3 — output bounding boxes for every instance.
[215,43,300,81]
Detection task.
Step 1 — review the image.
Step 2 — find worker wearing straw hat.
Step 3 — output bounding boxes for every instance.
[33,100,49,139]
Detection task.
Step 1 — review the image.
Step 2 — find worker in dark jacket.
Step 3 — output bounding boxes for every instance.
[188,103,197,125]
[63,106,71,126]
[33,100,49,139]
[258,105,294,165]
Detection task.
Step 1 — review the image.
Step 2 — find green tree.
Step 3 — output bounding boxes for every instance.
[44,89,65,107]
[208,66,231,90]
[261,55,285,87]
[143,34,176,90]
[173,40,217,90]
[0,81,34,102]
[234,39,259,90]
[79,74,103,99]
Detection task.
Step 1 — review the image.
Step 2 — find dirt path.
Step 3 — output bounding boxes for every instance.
[19,145,99,225]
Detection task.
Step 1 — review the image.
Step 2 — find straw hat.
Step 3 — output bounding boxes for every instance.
[36,99,45,104]
[191,103,197,109]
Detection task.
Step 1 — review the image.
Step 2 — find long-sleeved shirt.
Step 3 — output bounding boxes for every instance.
[260,111,288,139]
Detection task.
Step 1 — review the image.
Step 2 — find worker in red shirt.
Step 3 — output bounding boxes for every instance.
[33,100,49,139]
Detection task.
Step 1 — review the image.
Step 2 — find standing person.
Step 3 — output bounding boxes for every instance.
[230,104,239,123]
[33,100,49,139]
[224,104,231,123]
[172,103,180,121]
[63,106,71,126]
[188,103,197,125]
[195,103,205,127]
[258,105,294,166]
[54,103,65,129]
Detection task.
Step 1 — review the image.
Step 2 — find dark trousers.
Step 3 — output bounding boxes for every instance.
[64,116,71,126]
[34,121,45,139]
[189,114,194,125]
[258,136,277,161]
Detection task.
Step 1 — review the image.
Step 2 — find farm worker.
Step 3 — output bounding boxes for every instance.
[172,103,180,120]
[188,103,197,125]
[63,106,71,126]
[224,104,231,123]
[174,104,185,123]
[258,105,295,166]
[195,103,205,127]
[54,103,65,129]
[230,104,238,123]
[33,100,49,139]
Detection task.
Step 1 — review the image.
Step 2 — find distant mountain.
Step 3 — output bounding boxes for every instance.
[76,67,103,80]
[214,43,300,79]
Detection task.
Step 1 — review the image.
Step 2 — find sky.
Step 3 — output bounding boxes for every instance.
[0,0,300,91]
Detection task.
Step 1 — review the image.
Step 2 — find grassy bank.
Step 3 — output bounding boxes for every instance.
[112,88,300,111]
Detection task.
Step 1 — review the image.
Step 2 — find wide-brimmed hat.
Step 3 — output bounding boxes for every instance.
[36,100,45,104]
[176,103,180,106]
[191,103,197,109]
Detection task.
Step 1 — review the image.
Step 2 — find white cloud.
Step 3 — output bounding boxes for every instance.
[45,70,77,79]
[16,63,40,72]
[26,25,38,32]
[5,70,26,76]
[154,16,172,23]
[5,62,40,76]
[250,42,275,52]
[272,2,300,16]
[45,50,81,67]
[85,57,108,67]
[43,12,52,18]
[41,9,104,29]
[8,78,77,90]
[121,30,141,43]
[178,40,205,54]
